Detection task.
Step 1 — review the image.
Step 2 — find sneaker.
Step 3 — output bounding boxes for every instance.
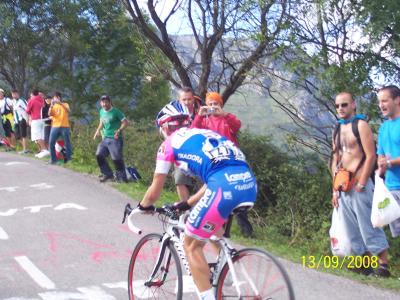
[18,150,30,154]
[372,264,391,278]
[99,174,114,183]
[36,149,50,158]
[347,265,373,276]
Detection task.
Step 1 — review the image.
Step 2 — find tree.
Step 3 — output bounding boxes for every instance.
[0,0,170,119]
[122,0,289,102]
[250,0,386,157]
[353,0,400,83]
[0,0,54,95]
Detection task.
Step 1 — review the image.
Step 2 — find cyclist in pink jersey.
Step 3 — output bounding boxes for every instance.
[137,101,257,300]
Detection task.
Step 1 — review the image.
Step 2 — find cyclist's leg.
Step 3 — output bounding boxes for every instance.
[183,236,210,291]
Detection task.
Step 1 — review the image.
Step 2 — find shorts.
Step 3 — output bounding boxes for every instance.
[2,115,14,137]
[185,166,257,241]
[14,119,28,139]
[30,119,44,141]
[174,166,194,186]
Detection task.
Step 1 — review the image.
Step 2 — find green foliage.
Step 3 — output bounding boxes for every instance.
[0,0,171,121]
[239,132,332,243]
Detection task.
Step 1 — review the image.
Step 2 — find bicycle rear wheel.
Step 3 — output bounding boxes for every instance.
[216,248,295,300]
[128,233,183,300]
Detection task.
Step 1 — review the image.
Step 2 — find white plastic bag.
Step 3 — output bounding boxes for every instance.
[371,174,400,228]
[329,206,351,256]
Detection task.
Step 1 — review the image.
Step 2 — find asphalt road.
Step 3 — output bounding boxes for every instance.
[0,151,399,300]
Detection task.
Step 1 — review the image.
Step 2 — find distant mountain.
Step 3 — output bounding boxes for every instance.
[171,35,334,151]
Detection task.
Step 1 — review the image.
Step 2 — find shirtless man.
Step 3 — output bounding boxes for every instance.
[331,92,390,277]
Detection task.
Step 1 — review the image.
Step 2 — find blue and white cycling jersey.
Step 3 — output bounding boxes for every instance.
[156,127,248,182]
[155,127,257,240]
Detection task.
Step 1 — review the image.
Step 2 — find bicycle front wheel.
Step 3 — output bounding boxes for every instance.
[128,233,183,300]
[216,248,295,300]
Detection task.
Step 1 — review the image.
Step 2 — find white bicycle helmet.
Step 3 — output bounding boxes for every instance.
[156,100,190,128]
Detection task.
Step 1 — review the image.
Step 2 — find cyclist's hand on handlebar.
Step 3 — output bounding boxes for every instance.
[137,203,156,213]
[173,201,191,212]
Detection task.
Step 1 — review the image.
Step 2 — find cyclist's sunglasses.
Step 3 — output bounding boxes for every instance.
[335,103,349,109]
[166,117,190,130]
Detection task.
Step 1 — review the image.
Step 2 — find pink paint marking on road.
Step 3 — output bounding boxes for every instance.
[91,250,132,262]
[45,231,135,264]
[118,224,131,232]
[45,232,114,253]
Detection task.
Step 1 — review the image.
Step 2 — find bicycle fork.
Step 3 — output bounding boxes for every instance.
[144,234,172,287]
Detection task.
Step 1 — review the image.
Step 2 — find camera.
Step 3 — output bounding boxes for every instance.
[207,107,216,114]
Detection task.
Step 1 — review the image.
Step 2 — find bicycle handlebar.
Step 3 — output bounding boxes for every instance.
[122,203,180,235]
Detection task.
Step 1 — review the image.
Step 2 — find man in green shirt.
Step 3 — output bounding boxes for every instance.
[93,95,129,182]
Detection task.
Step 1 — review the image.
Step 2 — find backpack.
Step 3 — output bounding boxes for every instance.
[125,166,142,182]
[333,118,377,181]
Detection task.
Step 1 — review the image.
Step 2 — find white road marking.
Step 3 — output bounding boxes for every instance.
[0,186,19,192]
[24,205,53,213]
[29,183,54,190]
[102,282,127,290]
[0,226,9,240]
[14,256,56,290]
[0,203,88,217]
[54,203,87,211]
[4,161,30,166]
[0,208,18,216]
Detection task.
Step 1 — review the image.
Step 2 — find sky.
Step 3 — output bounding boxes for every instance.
[137,0,194,35]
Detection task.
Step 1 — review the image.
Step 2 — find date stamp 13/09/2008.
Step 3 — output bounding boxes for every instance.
[301,255,379,270]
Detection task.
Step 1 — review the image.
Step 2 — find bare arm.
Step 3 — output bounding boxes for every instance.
[378,154,400,175]
[187,184,207,207]
[331,135,339,208]
[93,120,103,140]
[357,121,376,187]
[140,173,167,207]
[114,118,129,139]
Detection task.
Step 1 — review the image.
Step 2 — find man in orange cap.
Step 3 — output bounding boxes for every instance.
[191,91,253,236]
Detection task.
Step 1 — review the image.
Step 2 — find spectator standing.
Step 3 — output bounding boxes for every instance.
[42,95,52,148]
[191,92,241,145]
[11,89,29,154]
[26,89,49,158]
[48,92,72,164]
[331,92,389,277]
[190,91,252,237]
[376,85,400,238]
[93,95,129,183]
[0,88,16,149]
[172,87,201,202]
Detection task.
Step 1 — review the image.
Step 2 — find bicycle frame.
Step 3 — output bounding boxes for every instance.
[124,205,258,299]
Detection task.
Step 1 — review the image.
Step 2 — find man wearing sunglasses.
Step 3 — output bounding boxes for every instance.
[331,92,389,277]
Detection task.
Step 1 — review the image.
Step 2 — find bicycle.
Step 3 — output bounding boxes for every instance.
[122,203,295,300]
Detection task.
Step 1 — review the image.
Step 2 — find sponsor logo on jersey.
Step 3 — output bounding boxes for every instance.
[177,153,203,164]
[202,221,216,233]
[234,182,255,191]
[223,191,232,200]
[188,189,214,226]
[224,171,252,183]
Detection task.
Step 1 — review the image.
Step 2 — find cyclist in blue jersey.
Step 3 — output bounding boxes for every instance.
[138,101,257,300]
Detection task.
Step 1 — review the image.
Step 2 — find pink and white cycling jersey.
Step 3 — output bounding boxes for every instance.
[155,127,248,182]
